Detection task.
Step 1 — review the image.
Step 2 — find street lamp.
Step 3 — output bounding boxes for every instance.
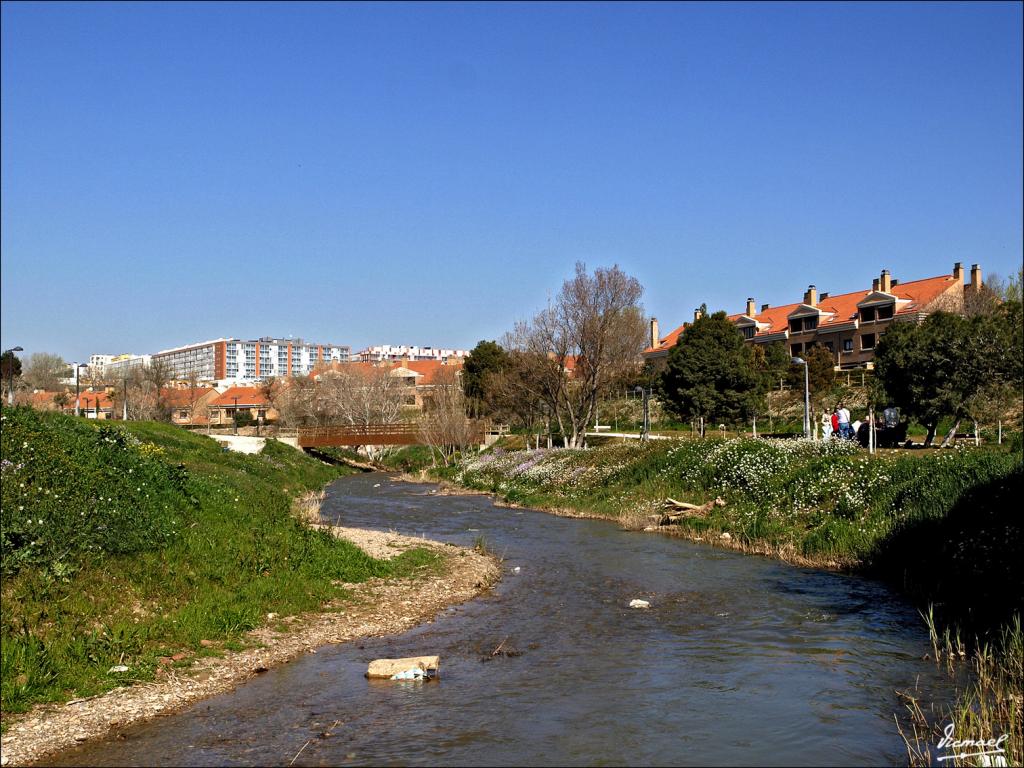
[791,357,810,439]
[3,346,23,406]
[74,363,88,417]
[634,386,652,441]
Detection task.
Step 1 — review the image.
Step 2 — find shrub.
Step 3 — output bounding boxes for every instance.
[1,407,190,575]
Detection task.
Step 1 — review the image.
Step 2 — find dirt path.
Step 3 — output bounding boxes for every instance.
[0,525,500,767]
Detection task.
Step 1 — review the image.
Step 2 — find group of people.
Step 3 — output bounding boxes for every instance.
[821,403,855,441]
[820,403,903,446]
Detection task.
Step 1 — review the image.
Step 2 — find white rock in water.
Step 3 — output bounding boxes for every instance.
[511,566,521,574]
[108,665,130,674]
[629,599,650,609]
[367,656,440,679]
[720,532,732,541]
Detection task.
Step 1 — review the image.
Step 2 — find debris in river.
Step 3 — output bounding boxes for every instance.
[366,656,440,679]
[511,566,521,574]
[659,497,726,525]
[629,599,651,609]
[481,637,523,661]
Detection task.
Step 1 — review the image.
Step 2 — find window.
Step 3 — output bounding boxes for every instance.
[789,316,818,333]
[179,410,189,419]
[824,342,834,353]
[861,333,876,350]
[741,326,755,339]
[843,339,853,353]
[877,304,894,320]
[791,343,803,356]
[860,307,877,323]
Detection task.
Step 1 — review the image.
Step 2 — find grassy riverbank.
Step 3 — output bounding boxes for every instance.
[0,407,438,718]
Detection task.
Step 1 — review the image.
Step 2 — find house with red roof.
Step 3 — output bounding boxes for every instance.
[161,386,219,426]
[62,389,116,419]
[206,386,277,427]
[644,262,982,370]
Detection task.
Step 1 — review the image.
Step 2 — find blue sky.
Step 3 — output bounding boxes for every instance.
[2,1,1021,361]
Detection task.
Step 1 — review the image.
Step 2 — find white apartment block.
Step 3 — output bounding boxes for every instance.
[149,337,351,384]
[355,344,470,363]
[90,354,151,378]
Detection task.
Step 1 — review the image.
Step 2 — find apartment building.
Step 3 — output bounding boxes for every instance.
[149,337,351,384]
[89,353,150,378]
[354,344,470,363]
[645,262,982,369]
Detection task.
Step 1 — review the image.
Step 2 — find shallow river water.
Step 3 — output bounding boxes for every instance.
[56,473,956,766]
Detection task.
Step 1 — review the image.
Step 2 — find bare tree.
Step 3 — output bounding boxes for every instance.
[418,366,477,465]
[274,376,320,427]
[22,352,69,391]
[508,263,647,448]
[325,365,406,428]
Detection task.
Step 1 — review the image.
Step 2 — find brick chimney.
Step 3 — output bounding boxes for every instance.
[820,292,829,300]
[746,298,756,317]
[880,269,891,293]
[872,278,880,291]
[650,318,659,348]
[693,307,704,322]
[953,262,964,283]
[971,263,982,291]
[761,303,770,312]
[803,285,818,307]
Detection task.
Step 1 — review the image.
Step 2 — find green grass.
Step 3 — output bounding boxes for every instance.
[446,439,1022,618]
[0,406,441,715]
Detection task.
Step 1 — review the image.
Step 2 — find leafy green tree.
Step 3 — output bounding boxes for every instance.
[659,311,763,435]
[1,350,21,381]
[462,340,507,416]
[1,351,22,400]
[874,307,1023,446]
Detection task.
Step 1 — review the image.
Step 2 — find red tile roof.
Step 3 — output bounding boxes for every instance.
[643,324,690,356]
[209,386,270,408]
[161,387,216,408]
[737,274,960,338]
[71,390,114,410]
[646,271,962,353]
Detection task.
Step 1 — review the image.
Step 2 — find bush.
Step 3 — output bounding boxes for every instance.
[1,407,190,575]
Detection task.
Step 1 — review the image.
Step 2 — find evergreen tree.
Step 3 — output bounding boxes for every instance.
[659,311,763,435]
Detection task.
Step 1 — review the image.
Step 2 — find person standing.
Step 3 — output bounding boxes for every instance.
[821,411,833,440]
[837,403,853,439]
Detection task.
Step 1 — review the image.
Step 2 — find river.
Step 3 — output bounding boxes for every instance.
[55,472,957,766]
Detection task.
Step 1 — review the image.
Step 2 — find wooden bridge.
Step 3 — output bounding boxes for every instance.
[296,421,493,448]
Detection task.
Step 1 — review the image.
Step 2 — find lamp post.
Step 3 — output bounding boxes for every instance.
[3,346,23,406]
[791,357,810,439]
[232,395,239,435]
[634,386,651,441]
[74,363,87,417]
